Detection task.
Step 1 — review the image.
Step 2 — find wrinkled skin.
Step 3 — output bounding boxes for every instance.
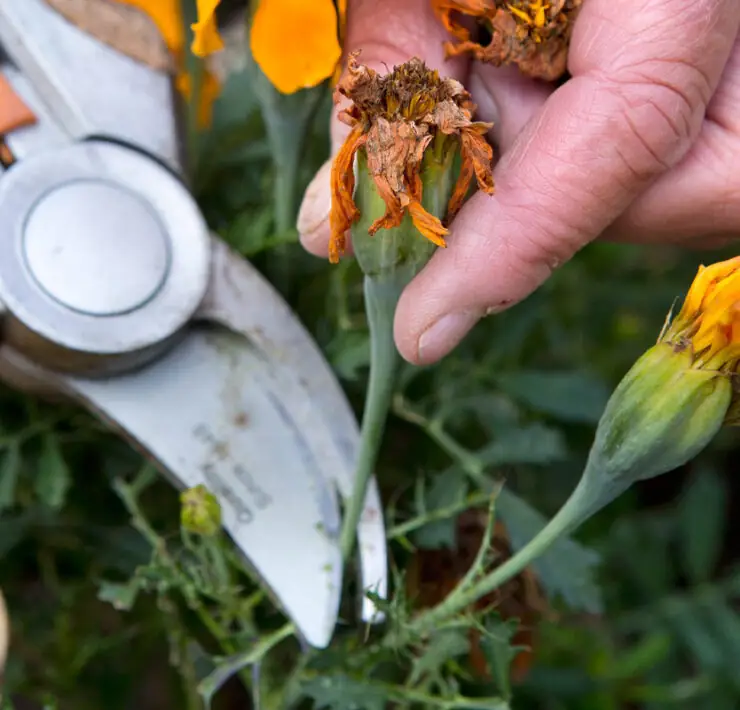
[297,0,740,365]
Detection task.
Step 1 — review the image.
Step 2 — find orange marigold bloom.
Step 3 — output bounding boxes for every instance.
[662,257,740,370]
[329,53,495,263]
[193,0,344,94]
[431,0,583,81]
[250,0,343,94]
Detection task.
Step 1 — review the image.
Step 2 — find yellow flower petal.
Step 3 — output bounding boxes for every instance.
[250,0,342,94]
[665,256,740,369]
[191,0,225,58]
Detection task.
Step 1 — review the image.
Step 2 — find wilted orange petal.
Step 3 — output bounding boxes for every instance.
[431,0,491,41]
[191,0,224,57]
[407,199,448,248]
[250,0,341,94]
[446,128,494,219]
[329,126,365,263]
[368,175,406,235]
[462,127,495,194]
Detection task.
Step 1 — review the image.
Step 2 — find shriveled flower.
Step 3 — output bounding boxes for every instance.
[431,0,584,81]
[407,513,547,683]
[329,53,495,263]
[660,256,740,371]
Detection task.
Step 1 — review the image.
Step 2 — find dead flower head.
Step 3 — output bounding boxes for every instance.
[329,52,495,263]
[432,0,584,81]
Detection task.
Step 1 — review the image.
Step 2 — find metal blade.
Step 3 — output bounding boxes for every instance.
[0,0,180,169]
[0,330,343,648]
[197,239,388,621]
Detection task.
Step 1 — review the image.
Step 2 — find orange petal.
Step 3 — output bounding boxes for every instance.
[368,176,406,235]
[407,199,448,248]
[462,127,495,194]
[446,128,494,219]
[191,0,224,58]
[250,0,341,94]
[329,126,364,263]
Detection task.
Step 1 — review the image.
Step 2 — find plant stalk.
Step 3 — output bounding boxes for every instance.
[339,271,405,560]
[399,474,604,639]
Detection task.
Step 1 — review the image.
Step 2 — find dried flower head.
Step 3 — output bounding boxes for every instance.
[661,256,740,371]
[407,513,548,682]
[329,52,495,263]
[431,0,584,81]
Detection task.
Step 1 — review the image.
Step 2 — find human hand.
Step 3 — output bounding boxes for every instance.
[297,0,740,365]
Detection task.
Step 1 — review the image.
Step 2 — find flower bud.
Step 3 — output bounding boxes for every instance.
[180,484,222,536]
[582,343,731,512]
[574,256,740,518]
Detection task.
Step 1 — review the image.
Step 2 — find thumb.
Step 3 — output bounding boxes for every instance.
[394,0,740,365]
[297,0,468,256]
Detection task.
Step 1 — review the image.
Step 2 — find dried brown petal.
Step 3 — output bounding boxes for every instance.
[406,513,551,683]
[328,52,495,260]
[432,0,584,81]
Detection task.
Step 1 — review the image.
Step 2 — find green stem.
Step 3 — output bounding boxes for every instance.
[339,272,405,560]
[400,476,599,639]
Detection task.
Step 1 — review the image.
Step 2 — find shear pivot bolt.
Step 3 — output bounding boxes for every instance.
[23,180,170,316]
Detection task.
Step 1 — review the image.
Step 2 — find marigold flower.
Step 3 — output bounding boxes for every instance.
[191,0,344,94]
[431,0,583,81]
[661,256,740,370]
[250,0,343,94]
[329,53,495,263]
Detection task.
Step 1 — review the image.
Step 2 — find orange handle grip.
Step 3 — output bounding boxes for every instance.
[0,75,36,136]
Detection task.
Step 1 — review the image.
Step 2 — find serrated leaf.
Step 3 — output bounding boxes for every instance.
[409,629,470,685]
[97,580,140,612]
[412,469,469,550]
[327,330,371,382]
[477,424,568,468]
[497,488,603,613]
[479,616,521,700]
[35,434,71,510]
[300,675,389,710]
[497,370,610,424]
[0,446,21,511]
[678,467,727,584]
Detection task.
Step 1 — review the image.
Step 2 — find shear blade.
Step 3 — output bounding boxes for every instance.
[63,327,343,648]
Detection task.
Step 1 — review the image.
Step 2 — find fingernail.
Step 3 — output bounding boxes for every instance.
[418,310,481,363]
[297,160,332,238]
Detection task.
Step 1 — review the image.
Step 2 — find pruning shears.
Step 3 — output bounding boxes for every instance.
[0,0,387,648]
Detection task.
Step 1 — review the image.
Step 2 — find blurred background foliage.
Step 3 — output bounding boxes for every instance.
[2,5,740,709]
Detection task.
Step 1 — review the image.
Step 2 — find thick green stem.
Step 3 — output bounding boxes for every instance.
[339,272,404,560]
[400,474,604,639]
